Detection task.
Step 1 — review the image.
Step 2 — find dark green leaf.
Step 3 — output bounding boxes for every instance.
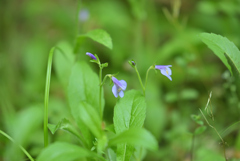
[37,142,105,161]
[109,128,158,151]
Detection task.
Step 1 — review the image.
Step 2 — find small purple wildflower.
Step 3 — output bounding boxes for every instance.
[86,52,97,60]
[112,77,127,98]
[155,65,172,81]
[79,9,89,22]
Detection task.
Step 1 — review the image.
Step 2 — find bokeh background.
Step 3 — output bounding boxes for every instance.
[1,0,240,160]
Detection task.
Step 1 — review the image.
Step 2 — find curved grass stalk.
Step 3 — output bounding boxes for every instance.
[0,130,34,161]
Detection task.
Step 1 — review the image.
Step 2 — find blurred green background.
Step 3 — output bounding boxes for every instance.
[1,0,240,160]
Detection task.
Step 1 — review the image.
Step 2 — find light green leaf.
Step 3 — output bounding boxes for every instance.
[194,126,207,135]
[68,61,104,148]
[53,41,75,88]
[77,101,103,139]
[113,90,146,161]
[48,118,87,147]
[37,142,105,161]
[109,128,158,151]
[74,29,113,52]
[200,33,240,75]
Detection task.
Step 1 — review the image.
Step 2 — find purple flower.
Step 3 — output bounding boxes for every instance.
[79,9,89,22]
[112,77,127,98]
[155,65,172,81]
[86,52,97,60]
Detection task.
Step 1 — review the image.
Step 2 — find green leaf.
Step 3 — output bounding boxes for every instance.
[74,29,113,53]
[77,101,103,139]
[114,90,146,133]
[68,61,104,148]
[113,90,147,161]
[194,126,207,135]
[47,118,87,147]
[109,128,158,151]
[53,41,75,88]
[37,142,105,161]
[200,33,240,75]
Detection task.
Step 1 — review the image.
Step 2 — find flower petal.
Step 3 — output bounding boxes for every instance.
[166,67,172,75]
[86,52,97,60]
[119,80,127,90]
[112,84,118,97]
[118,90,124,98]
[160,69,172,81]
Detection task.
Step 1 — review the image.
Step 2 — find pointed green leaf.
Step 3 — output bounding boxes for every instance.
[113,90,147,161]
[109,128,158,151]
[37,142,105,161]
[200,33,240,75]
[74,29,113,53]
[48,118,87,147]
[68,61,104,148]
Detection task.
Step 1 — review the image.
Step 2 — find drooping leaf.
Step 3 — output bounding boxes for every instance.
[68,61,104,148]
[48,118,87,147]
[200,33,240,75]
[37,142,105,161]
[113,90,146,161]
[109,128,158,151]
[74,29,113,53]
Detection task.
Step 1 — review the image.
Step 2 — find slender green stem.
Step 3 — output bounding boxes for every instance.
[134,66,145,96]
[0,130,34,161]
[144,66,154,92]
[99,65,103,120]
[199,109,228,161]
[190,134,195,161]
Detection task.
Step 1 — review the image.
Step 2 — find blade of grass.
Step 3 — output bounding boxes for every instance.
[44,47,66,147]
[44,47,55,147]
[0,130,34,161]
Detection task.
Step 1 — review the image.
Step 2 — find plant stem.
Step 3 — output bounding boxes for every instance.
[144,66,153,92]
[190,134,195,161]
[0,130,34,161]
[134,66,145,96]
[99,65,103,120]
[199,109,228,161]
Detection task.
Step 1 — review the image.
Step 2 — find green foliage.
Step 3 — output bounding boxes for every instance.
[200,33,240,76]
[68,61,104,148]
[113,90,146,160]
[48,118,87,147]
[74,29,113,53]
[37,142,105,161]
[109,128,158,151]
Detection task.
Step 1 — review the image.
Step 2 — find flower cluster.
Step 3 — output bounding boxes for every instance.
[86,52,172,98]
